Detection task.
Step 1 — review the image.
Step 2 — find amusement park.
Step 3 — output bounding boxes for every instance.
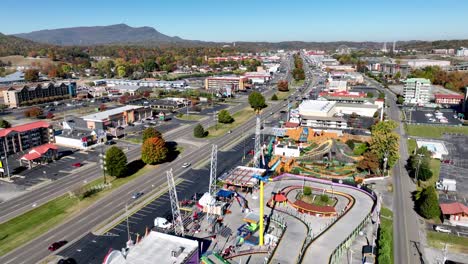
[102,116,382,264]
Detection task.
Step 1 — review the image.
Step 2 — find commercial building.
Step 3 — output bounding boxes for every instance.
[0,71,25,86]
[81,105,152,132]
[20,143,58,169]
[380,63,410,78]
[326,80,347,92]
[244,72,271,84]
[434,93,465,105]
[3,82,77,108]
[431,49,455,55]
[204,76,248,91]
[107,85,152,96]
[294,100,379,130]
[456,47,468,57]
[103,231,199,264]
[323,65,356,72]
[0,121,55,157]
[403,78,431,104]
[405,59,451,69]
[440,202,468,227]
[318,91,367,104]
[96,79,187,89]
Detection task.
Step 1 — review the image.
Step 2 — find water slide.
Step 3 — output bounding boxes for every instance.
[269,159,281,171]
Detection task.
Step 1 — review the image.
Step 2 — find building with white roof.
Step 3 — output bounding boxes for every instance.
[403,78,431,104]
[95,79,187,89]
[405,59,451,69]
[81,105,152,133]
[107,84,152,96]
[102,231,199,264]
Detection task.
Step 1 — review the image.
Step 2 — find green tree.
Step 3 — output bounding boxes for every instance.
[218,109,234,124]
[397,95,405,105]
[117,65,127,78]
[369,121,400,171]
[366,92,374,98]
[141,137,168,165]
[408,147,433,181]
[271,94,278,101]
[248,91,267,113]
[0,119,11,128]
[320,194,330,203]
[24,69,39,82]
[142,127,162,142]
[394,71,401,80]
[416,186,441,219]
[303,186,312,196]
[105,146,128,178]
[193,123,206,138]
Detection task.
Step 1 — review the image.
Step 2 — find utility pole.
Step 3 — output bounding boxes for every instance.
[99,145,107,184]
[382,151,389,177]
[415,153,425,183]
[126,204,131,242]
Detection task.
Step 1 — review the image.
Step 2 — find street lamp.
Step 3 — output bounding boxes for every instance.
[99,152,107,184]
[414,153,425,184]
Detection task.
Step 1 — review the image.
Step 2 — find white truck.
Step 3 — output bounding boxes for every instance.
[154,217,172,229]
[436,178,456,192]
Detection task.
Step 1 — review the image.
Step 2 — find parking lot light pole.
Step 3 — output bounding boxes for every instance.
[99,146,107,184]
[2,141,10,180]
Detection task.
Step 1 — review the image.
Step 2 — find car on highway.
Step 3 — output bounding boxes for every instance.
[434,225,451,233]
[132,192,144,199]
[48,241,67,251]
[182,162,191,168]
[72,162,82,168]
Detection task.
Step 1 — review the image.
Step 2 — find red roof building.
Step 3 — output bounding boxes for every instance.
[434,93,465,105]
[20,143,58,168]
[0,121,54,157]
[440,202,468,226]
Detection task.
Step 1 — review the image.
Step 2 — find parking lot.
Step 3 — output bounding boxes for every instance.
[403,107,463,126]
[439,134,468,201]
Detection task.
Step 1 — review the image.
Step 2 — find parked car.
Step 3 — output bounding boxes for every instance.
[434,225,451,233]
[72,162,82,168]
[105,140,115,145]
[48,241,68,251]
[182,162,191,168]
[132,192,144,199]
[154,217,172,229]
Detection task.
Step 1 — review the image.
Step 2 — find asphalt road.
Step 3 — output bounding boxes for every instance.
[366,77,423,264]
[60,134,256,263]
[0,95,290,264]
[0,58,295,263]
[0,94,250,224]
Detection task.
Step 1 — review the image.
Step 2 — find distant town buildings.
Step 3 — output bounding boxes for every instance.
[456,47,468,57]
[403,78,431,104]
[94,79,187,89]
[2,82,76,108]
[431,49,455,55]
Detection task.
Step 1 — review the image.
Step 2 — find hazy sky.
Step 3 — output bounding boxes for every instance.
[2,0,468,42]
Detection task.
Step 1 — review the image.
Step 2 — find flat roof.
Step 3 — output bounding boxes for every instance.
[104,231,198,264]
[298,100,336,113]
[403,78,431,84]
[81,105,144,122]
[220,166,266,187]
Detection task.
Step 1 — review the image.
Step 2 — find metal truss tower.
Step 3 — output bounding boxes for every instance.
[167,169,184,236]
[253,115,261,168]
[208,144,218,197]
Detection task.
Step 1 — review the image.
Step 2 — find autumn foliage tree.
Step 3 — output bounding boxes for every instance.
[24,69,39,82]
[24,107,43,118]
[141,137,168,165]
[46,112,54,119]
[277,80,289,92]
[357,151,380,175]
[142,127,162,142]
[99,104,107,111]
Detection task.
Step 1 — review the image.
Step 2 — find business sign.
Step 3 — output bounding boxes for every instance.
[272,128,286,137]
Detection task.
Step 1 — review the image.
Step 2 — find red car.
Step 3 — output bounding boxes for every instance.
[48,241,67,251]
[72,162,82,168]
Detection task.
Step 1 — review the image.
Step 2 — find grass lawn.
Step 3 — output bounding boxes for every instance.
[427,231,468,253]
[298,194,337,207]
[0,165,152,256]
[206,107,256,138]
[291,79,305,87]
[122,137,142,144]
[175,114,203,121]
[407,138,417,154]
[406,125,468,138]
[378,207,394,263]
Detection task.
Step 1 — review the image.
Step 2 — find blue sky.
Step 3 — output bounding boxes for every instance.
[2,0,468,42]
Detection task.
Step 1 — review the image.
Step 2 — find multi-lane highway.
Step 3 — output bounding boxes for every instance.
[0,58,299,263]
